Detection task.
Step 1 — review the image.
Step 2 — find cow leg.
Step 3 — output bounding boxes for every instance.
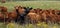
[20,16,25,24]
[16,16,25,25]
[25,16,30,24]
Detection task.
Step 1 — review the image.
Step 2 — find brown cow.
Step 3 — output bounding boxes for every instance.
[45,9,57,24]
[55,10,60,24]
[0,6,7,12]
[26,9,41,24]
[0,6,9,22]
[8,11,17,22]
[41,10,47,22]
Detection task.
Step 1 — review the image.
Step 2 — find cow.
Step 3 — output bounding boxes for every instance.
[14,6,33,24]
[26,9,41,24]
[41,10,48,22]
[0,6,9,22]
[8,11,17,22]
[44,9,57,24]
[0,6,7,12]
[55,10,60,24]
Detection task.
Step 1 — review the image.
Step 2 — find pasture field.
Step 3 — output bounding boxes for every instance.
[0,1,60,12]
[0,1,60,28]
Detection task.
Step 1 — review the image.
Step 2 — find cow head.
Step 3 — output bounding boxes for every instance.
[55,10,60,15]
[0,6,7,13]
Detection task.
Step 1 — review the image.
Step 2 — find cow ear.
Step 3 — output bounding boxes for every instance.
[30,7,33,10]
[23,7,26,9]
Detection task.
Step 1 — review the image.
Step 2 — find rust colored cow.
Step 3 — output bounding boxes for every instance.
[45,9,57,24]
[8,11,17,22]
[26,9,41,24]
[1,6,7,13]
[55,10,60,24]
[41,10,47,22]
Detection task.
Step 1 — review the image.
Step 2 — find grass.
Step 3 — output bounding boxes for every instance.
[0,22,60,28]
[0,1,60,28]
[0,1,60,12]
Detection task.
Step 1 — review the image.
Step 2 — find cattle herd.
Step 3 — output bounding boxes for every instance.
[0,6,60,24]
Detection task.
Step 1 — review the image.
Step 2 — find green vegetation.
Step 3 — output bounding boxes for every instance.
[0,1,60,12]
[0,22,60,28]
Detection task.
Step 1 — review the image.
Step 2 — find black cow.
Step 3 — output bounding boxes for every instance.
[15,6,33,24]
